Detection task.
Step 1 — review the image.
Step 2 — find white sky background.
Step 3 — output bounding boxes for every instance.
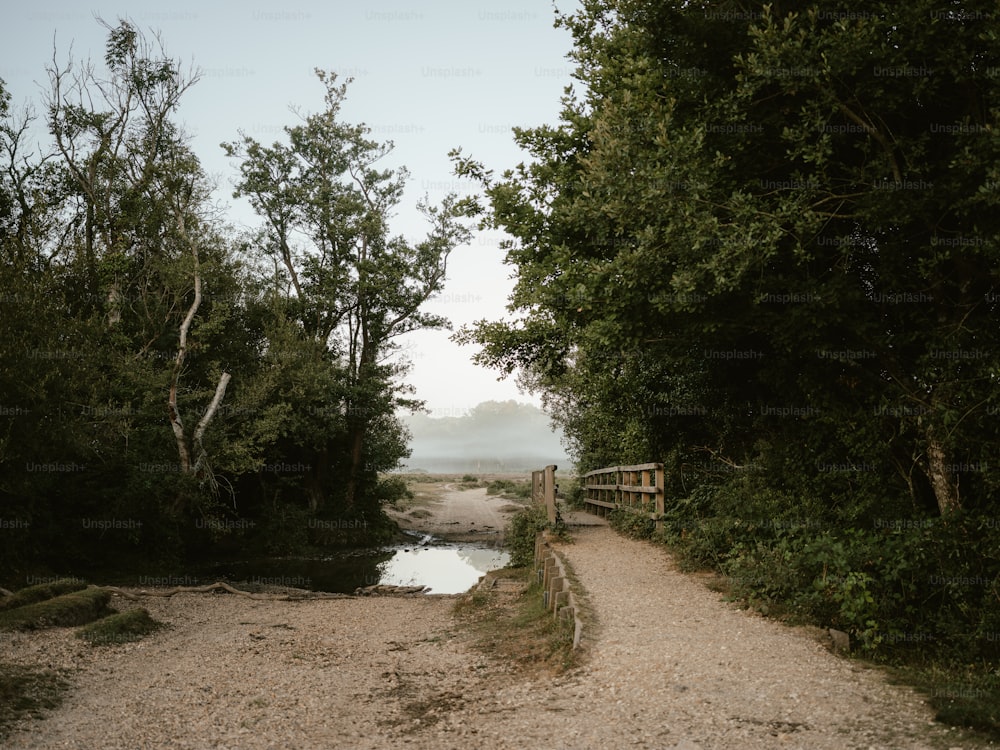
[1,0,579,419]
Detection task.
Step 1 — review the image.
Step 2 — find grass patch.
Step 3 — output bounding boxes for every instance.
[75,607,165,646]
[0,663,71,740]
[0,579,88,612]
[486,479,532,500]
[454,567,578,674]
[458,474,487,490]
[0,587,113,631]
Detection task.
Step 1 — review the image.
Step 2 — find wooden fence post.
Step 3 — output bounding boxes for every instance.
[544,464,557,524]
[654,464,665,531]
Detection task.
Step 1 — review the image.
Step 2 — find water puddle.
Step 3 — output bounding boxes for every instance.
[378,543,509,593]
[182,538,509,595]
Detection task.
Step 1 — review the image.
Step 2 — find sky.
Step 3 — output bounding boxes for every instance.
[1,0,580,419]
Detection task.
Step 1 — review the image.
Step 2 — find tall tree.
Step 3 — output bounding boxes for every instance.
[45,20,237,511]
[455,0,1000,517]
[224,70,472,511]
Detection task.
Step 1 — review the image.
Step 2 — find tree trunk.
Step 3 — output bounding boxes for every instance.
[306,445,328,512]
[925,427,961,515]
[344,422,365,509]
[169,210,231,512]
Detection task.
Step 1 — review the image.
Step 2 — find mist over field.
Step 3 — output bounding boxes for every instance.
[398,401,572,474]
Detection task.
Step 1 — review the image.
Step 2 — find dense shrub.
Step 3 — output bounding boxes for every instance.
[487,479,532,500]
[608,508,655,540]
[505,504,549,568]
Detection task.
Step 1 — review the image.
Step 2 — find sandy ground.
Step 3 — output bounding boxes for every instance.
[2,488,992,749]
[385,482,526,544]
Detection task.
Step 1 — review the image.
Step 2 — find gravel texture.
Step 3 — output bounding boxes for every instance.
[2,514,992,749]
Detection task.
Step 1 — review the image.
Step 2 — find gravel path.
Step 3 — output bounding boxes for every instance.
[3,508,990,749]
[462,523,982,750]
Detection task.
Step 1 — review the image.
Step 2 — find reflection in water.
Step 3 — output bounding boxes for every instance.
[170,542,510,595]
[379,545,510,594]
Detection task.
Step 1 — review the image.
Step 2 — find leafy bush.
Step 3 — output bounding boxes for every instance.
[377,474,414,505]
[561,478,585,509]
[663,483,1000,662]
[505,504,549,567]
[608,508,655,540]
[487,479,532,499]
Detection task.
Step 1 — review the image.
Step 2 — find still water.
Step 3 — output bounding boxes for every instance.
[197,539,509,595]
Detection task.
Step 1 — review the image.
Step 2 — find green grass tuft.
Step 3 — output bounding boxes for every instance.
[0,579,88,612]
[76,607,164,645]
[487,478,532,499]
[0,587,113,631]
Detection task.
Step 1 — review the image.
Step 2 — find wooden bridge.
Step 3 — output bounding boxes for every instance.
[582,462,665,529]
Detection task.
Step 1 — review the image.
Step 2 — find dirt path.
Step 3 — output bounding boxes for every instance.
[3,494,990,749]
[453,524,981,749]
[386,483,522,543]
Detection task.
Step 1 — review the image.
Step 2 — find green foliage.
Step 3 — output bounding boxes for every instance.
[455,6,1000,733]
[559,477,584,509]
[486,479,532,499]
[456,0,1000,670]
[608,509,655,540]
[505,504,548,568]
[75,608,164,645]
[377,475,413,505]
[663,486,1000,662]
[0,25,471,576]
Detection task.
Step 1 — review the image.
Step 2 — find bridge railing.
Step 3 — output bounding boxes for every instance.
[583,462,664,529]
[531,464,558,524]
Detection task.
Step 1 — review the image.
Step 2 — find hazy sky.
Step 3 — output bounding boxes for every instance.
[1,0,578,418]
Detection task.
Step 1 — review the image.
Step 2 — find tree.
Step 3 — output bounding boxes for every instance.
[44,20,240,512]
[224,70,473,512]
[454,0,1000,517]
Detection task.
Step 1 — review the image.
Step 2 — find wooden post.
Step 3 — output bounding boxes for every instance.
[544,464,557,524]
[654,464,665,530]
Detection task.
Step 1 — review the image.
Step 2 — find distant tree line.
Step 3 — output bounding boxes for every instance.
[0,21,472,583]
[455,0,1000,663]
[401,400,571,473]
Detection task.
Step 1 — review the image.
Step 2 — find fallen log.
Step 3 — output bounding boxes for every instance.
[101,582,353,602]
[354,584,430,596]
